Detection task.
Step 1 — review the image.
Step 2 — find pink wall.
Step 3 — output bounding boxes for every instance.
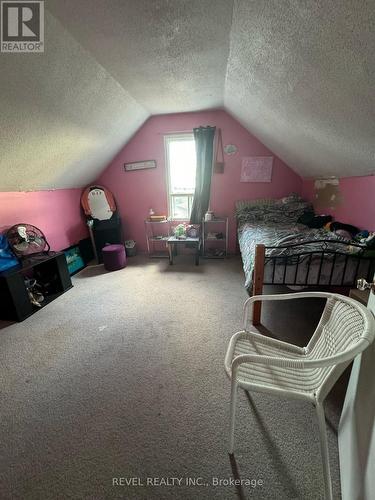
[98,110,302,252]
[0,189,88,250]
[302,176,375,231]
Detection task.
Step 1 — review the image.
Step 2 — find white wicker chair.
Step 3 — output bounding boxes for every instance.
[224,292,375,500]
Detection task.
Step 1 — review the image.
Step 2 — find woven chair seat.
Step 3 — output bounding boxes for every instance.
[229,333,329,397]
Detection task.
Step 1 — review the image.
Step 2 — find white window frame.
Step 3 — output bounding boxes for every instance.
[164,133,196,220]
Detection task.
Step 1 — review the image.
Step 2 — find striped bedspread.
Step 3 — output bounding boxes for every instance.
[238,223,360,291]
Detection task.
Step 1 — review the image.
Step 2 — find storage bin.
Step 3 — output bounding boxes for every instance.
[125,240,137,257]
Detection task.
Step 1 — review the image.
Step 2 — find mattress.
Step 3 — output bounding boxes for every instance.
[238,222,367,292]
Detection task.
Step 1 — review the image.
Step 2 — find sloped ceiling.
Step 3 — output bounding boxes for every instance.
[0,0,374,191]
[0,11,148,191]
[225,0,375,178]
[48,0,233,115]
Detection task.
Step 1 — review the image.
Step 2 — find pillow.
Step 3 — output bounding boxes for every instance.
[235,198,276,211]
[236,194,312,224]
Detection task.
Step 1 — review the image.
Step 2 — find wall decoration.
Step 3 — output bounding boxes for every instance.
[313,177,342,209]
[224,144,237,155]
[240,156,273,183]
[213,129,225,173]
[81,185,116,221]
[63,245,85,276]
[314,177,339,189]
[124,160,156,171]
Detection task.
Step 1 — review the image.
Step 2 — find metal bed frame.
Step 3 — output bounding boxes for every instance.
[252,240,375,324]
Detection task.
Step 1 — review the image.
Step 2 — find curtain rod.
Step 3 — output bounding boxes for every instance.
[158,128,218,135]
[158,131,193,135]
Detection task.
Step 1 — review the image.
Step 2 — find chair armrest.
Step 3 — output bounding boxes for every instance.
[233,329,305,354]
[243,291,335,330]
[232,354,305,373]
[224,331,304,378]
[231,343,369,376]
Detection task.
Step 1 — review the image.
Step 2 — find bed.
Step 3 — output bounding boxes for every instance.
[236,195,375,323]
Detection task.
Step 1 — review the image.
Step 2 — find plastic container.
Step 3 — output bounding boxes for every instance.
[125,240,137,256]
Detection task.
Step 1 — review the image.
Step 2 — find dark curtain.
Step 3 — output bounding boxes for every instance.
[190,126,216,224]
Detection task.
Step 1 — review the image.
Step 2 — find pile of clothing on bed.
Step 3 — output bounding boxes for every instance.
[236,194,374,291]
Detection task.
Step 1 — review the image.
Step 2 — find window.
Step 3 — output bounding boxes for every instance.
[165,134,196,219]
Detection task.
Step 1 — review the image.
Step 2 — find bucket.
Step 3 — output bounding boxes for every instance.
[125,240,137,257]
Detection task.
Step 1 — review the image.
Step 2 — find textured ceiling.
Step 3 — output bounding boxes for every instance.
[48,0,233,115]
[0,12,148,191]
[225,0,375,178]
[0,0,374,191]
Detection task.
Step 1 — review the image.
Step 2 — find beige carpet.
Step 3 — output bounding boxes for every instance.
[0,256,346,499]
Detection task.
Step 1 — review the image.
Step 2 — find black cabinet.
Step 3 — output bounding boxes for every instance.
[0,252,72,322]
[92,213,122,263]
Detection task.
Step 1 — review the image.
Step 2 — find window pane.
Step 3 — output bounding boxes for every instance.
[171,196,189,219]
[168,139,196,194]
